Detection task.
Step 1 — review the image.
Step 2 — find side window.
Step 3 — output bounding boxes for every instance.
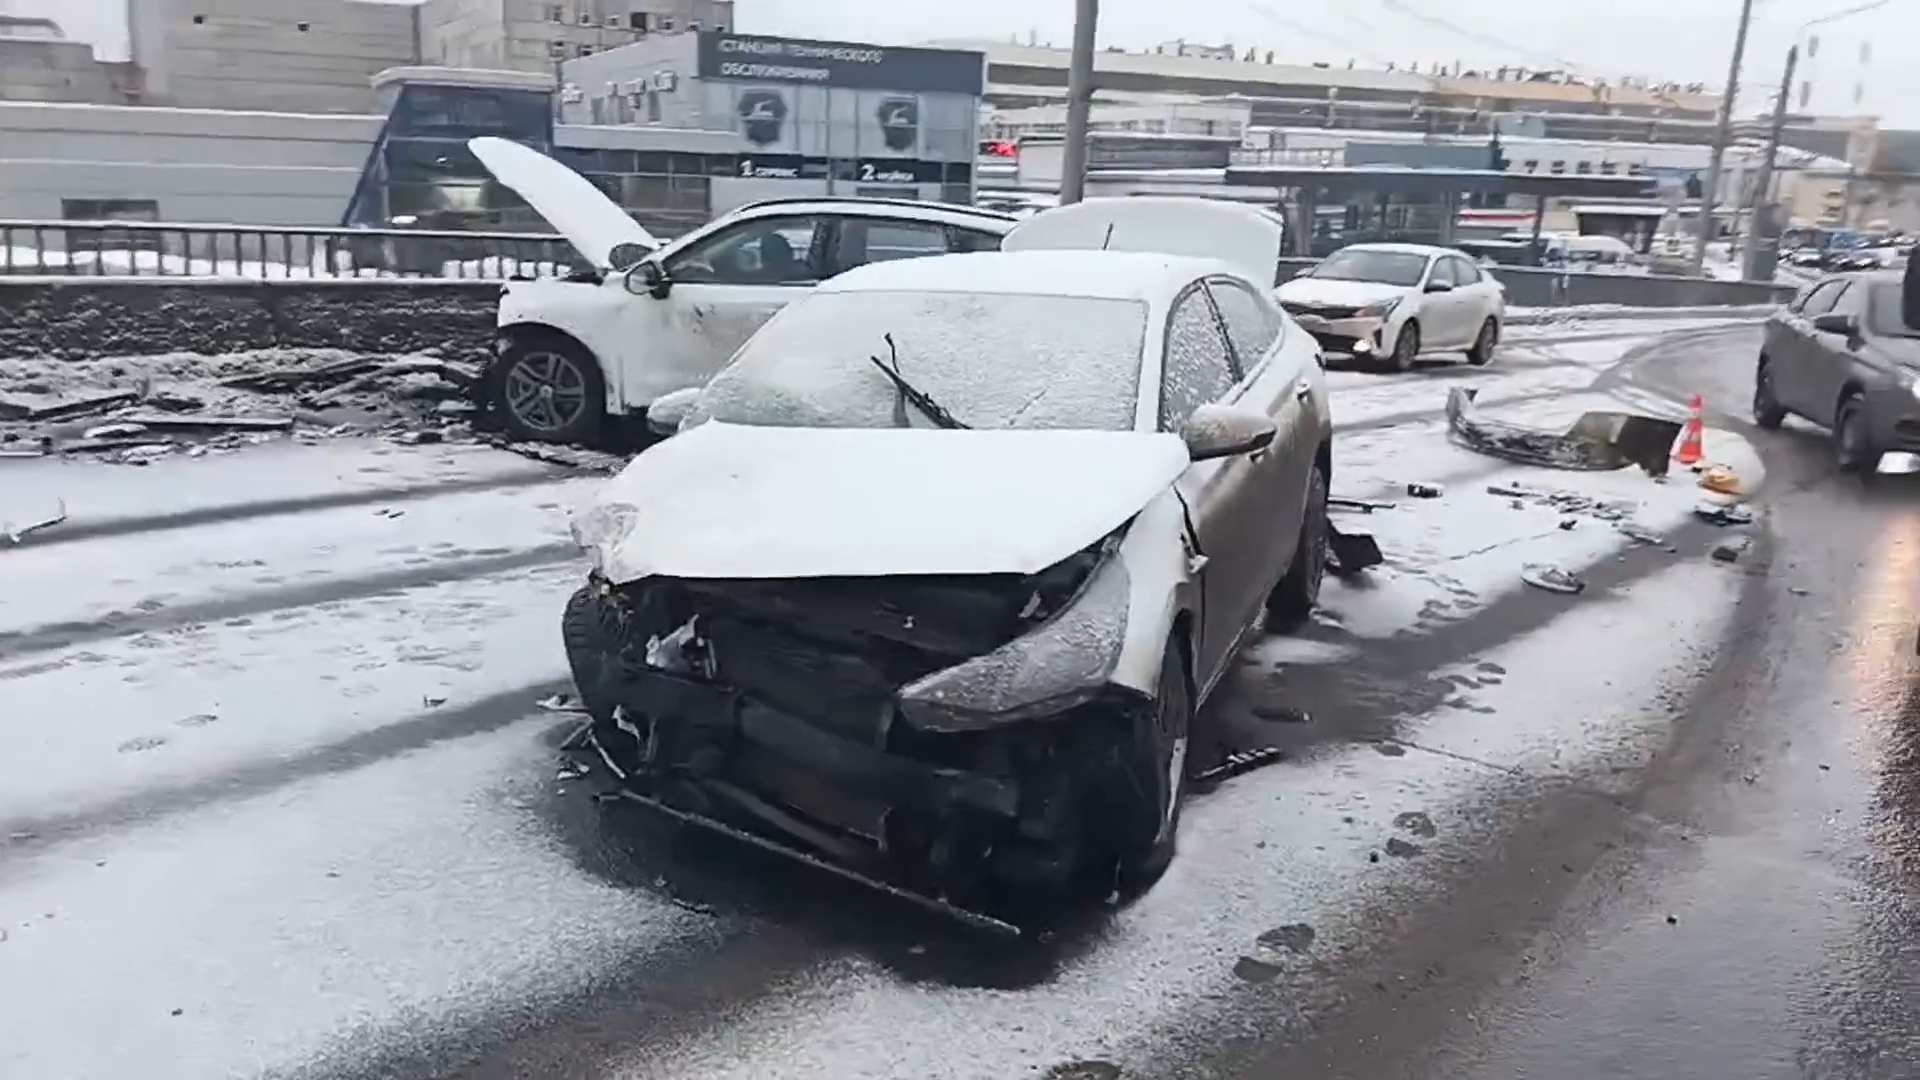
[1159,288,1237,432]
[665,215,824,285]
[828,218,951,277]
[1830,281,1867,315]
[1800,280,1848,317]
[947,226,1003,253]
[1424,257,1453,287]
[1449,256,1483,284]
[1206,278,1284,373]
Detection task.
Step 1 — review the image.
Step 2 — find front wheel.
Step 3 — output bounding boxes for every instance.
[1466,317,1499,366]
[1752,358,1787,429]
[492,333,606,445]
[1385,320,1420,373]
[1116,638,1194,888]
[1266,462,1329,631]
[1835,393,1883,477]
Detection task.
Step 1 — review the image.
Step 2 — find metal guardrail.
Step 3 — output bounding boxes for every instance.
[0,219,580,281]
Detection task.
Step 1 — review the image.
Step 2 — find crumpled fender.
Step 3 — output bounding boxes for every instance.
[1446,386,1681,475]
[1107,489,1202,697]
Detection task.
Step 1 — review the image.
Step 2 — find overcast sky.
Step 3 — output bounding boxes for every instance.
[14,0,1917,123]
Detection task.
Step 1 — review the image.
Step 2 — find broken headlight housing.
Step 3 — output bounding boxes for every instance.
[1357,297,1401,320]
[568,500,642,577]
[896,552,1132,732]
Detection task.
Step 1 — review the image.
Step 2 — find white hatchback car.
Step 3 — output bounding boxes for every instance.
[1276,242,1506,372]
[468,137,1017,444]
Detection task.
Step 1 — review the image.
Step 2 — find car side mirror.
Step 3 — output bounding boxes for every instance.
[644,387,701,436]
[1812,312,1859,337]
[625,259,671,299]
[1181,403,1277,462]
[1424,279,1454,293]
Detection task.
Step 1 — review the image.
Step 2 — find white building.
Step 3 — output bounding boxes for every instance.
[127,0,422,113]
[420,0,733,73]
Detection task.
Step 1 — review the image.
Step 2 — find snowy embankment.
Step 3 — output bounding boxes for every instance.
[0,326,1761,1080]
[1506,302,1777,326]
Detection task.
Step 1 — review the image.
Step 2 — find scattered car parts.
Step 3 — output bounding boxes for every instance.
[1446,387,1682,475]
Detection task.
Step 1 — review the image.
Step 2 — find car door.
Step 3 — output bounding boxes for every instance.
[1800,280,1866,428]
[1160,282,1268,685]
[624,213,829,406]
[1773,278,1848,417]
[1418,256,1467,345]
[1446,255,1499,337]
[1207,275,1319,598]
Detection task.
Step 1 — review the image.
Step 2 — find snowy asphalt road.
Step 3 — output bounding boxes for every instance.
[0,317,1803,1080]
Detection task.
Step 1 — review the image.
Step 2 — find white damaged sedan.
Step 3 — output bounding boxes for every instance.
[560,199,1332,925]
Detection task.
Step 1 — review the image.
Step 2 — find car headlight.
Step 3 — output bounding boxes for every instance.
[568,501,641,575]
[896,554,1131,732]
[1357,297,1401,319]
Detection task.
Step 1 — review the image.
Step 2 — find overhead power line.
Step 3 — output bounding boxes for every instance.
[1365,0,1593,76]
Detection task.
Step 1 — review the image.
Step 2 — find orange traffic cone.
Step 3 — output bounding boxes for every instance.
[1674,394,1705,468]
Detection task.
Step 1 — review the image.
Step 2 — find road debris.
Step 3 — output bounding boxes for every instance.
[1447,387,1682,475]
[1406,482,1442,498]
[1694,502,1754,527]
[1697,464,1746,497]
[1329,495,1395,513]
[1521,564,1586,595]
[1327,524,1384,576]
[1,499,66,546]
[1259,923,1317,953]
[1384,837,1425,858]
[0,389,140,423]
[1195,746,1287,786]
[1233,956,1284,983]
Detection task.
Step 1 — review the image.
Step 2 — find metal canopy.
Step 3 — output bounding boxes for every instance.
[1223,166,1658,199]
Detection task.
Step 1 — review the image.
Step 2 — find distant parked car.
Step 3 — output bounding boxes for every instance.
[1754,270,1920,475]
[468,137,1017,446]
[1275,242,1506,372]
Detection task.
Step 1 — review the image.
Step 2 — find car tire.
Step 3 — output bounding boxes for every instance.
[1466,317,1499,366]
[1752,357,1788,430]
[1266,461,1329,631]
[1117,637,1194,889]
[492,331,605,446]
[1835,392,1884,477]
[1385,319,1420,372]
[560,584,617,726]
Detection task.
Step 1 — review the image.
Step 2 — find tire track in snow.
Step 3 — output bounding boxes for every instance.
[10,467,569,549]
[0,542,580,659]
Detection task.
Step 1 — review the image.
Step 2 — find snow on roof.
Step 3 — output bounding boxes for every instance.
[1336,242,1451,257]
[816,249,1227,303]
[932,39,1430,93]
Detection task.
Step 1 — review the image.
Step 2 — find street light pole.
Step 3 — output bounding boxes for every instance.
[1058,0,1100,205]
[1742,43,1798,280]
[1689,0,1757,276]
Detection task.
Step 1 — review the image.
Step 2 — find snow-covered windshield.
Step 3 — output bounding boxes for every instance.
[690,290,1148,431]
[1312,249,1430,287]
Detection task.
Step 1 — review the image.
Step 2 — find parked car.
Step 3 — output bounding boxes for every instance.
[1754,270,1920,475]
[468,136,1017,445]
[1275,242,1506,372]
[559,198,1331,921]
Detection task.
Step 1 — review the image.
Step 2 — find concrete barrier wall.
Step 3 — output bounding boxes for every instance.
[0,269,1791,364]
[1274,258,1797,309]
[0,279,502,361]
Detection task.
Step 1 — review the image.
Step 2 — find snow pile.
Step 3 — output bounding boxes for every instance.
[1506,302,1778,325]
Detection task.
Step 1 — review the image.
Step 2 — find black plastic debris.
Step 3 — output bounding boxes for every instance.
[1233,956,1284,983]
[1521,564,1586,594]
[1329,495,1394,513]
[1393,811,1438,838]
[1384,837,1425,858]
[1196,746,1286,786]
[1407,482,1443,498]
[1327,524,1383,577]
[1694,502,1753,527]
[1447,386,1682,475]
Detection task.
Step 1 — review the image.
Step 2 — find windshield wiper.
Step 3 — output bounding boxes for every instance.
[869,333,971,430]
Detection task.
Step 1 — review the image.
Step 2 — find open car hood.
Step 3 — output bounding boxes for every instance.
[468,136,657,268]
[576,421,1191,584]
[1003,196,1285,287]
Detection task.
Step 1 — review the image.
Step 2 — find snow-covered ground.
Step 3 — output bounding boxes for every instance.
[0,324,1760,1079]
[1,245,567,281]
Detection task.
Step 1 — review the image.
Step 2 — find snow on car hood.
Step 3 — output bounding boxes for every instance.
[577,421,1191,584]
[468,136,656,268]
[1275,277,1411,308]
[1004,197,1284,287]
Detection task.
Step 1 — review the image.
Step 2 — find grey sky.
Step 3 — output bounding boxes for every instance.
[17,0,1917,123]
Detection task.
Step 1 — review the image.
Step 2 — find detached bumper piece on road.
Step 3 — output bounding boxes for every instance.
[563,573,1165,935]
[1445,387,1682,476]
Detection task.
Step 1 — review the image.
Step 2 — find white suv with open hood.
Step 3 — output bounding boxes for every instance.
[468,136,1017,445]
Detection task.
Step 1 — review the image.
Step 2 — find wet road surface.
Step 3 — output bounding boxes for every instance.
[0,319,1827,1080]
[1260,325,1920,1080]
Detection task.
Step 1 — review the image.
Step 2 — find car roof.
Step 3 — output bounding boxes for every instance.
[814,249,1241,303]
[1334,242,1452,257]
[725,197,1019,233]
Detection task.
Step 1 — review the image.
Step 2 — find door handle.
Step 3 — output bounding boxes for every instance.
[1294,382,1313,402]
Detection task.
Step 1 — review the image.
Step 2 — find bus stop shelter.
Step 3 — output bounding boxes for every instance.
[1221,166,1658,257]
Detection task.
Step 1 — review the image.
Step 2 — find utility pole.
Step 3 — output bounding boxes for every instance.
[1743,44,1798,281]
[1689,0,1756,276]
[1058,0,1100,205]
